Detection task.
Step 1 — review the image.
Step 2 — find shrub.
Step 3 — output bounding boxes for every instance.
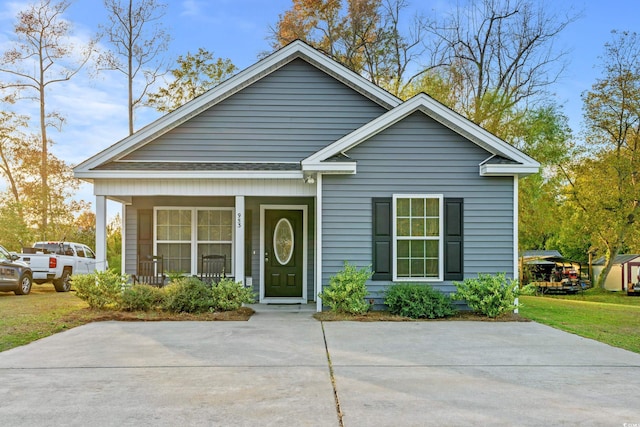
[162,276,212,313]
[73,270,127,310]
[452,273,519,318]
[519,283,539,296]
[120,284,165,311]
[211,278,256,311]
[385,284,456,319]
[318,261,372,314]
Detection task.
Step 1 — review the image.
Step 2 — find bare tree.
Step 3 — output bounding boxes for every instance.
[425,0,578,131]
[0,0,94,237]
[100,0,170,135]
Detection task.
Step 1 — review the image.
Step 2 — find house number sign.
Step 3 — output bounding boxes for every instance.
[237,212,242,228]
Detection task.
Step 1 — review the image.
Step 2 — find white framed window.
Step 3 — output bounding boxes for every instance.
[155,207,234,275]
[392,194,443,281]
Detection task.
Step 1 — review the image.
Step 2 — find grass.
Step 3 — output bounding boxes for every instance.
[0,286,91,352]
[519,288,640,353]
[0,285,252,353]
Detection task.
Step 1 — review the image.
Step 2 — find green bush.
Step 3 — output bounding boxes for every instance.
[211,278,256,311]
[385,284,456,319]
[452,273,519,318]
[162,276,213,313]
[120,284,165,311]
[73,270,127,310]
[519,283,539,296]
[319,261,372,314]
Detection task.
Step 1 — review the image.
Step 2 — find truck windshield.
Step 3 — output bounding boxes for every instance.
[33,243,71,255]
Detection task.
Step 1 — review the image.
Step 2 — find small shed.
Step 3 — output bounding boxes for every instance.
[592,254,640,291]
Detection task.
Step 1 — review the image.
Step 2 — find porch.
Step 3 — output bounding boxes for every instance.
[92,178,321,309]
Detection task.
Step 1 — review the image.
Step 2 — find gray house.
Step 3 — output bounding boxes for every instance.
[74,41,539,311]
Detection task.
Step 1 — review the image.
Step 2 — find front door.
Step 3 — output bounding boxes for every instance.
[264,209,303,298]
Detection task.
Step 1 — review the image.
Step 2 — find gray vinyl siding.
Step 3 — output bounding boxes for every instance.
[123,59,387,162]
[321,111,514,303]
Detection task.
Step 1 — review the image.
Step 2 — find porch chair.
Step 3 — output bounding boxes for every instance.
[133,255,166,287]
[199,254,226,285]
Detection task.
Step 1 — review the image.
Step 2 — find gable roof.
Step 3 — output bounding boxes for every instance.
[301,93,540,176]
[74,40,401,177]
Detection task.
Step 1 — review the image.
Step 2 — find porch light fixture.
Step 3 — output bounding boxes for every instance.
[304,175,315,184]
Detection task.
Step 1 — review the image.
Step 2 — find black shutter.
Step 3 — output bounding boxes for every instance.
[372,198,392,280]
[444,198,464,281]
[137,209,153,272]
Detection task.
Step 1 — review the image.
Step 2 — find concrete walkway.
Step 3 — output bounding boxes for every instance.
[1,305,640,426]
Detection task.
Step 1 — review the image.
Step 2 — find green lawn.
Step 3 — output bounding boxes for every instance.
[0,286,91,352]
[519,289,640,354]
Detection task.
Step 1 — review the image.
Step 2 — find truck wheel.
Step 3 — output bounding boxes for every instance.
[54,269,72,292]
[14,273,32,295]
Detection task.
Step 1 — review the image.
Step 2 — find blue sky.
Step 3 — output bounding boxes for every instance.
[0,0,639,212]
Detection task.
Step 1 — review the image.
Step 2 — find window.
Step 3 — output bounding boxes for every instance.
[196,209,233,274]
[393,195,443,281]
[155,208,234,275]
[373,196,463,282]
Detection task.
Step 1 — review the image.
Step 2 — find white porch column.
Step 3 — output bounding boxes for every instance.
[95,195,107,272]
[235,196,245,286]
[316,174,323,312]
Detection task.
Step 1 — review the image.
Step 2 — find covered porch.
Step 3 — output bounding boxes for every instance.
[91,176,321,308]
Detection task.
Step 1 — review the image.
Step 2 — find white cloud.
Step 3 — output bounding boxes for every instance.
[180,0,203,17]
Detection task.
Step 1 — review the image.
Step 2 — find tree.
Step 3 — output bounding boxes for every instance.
[569,30,640,288]
[0,111,29,209]
[424,0,576,132]
[0,0,93,237]
[270,0,429,96]
[146,48,237,113]
[515,105,572,252]
[100,0,170,134]
[107,214,122,273]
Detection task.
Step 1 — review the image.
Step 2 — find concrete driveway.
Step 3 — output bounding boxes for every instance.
[1,305,639,426]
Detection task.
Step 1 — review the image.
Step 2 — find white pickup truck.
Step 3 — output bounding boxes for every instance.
[19,242,100,292]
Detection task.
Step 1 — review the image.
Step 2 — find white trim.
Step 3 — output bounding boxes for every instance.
[316,174,323,312]
[303,94,540,175]
[392,194,444,282]
[95,196,107,272]
[93,178,316,198]
[301,162,357,174]
[76,170,304,180]
[74,40,400,175]
[121,203,126,275]
[259,204,308,304]
[234,196,245,286]
[480,163,540,177]
[513,176,519,314]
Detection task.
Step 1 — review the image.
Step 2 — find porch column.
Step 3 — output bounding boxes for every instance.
[235,196,245,286]
[316,175,323,312]
[95,195,107,272]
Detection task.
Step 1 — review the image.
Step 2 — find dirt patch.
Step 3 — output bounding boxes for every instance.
[314,310,529,322]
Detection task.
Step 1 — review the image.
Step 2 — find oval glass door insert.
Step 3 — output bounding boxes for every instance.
[274,218,294,265]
